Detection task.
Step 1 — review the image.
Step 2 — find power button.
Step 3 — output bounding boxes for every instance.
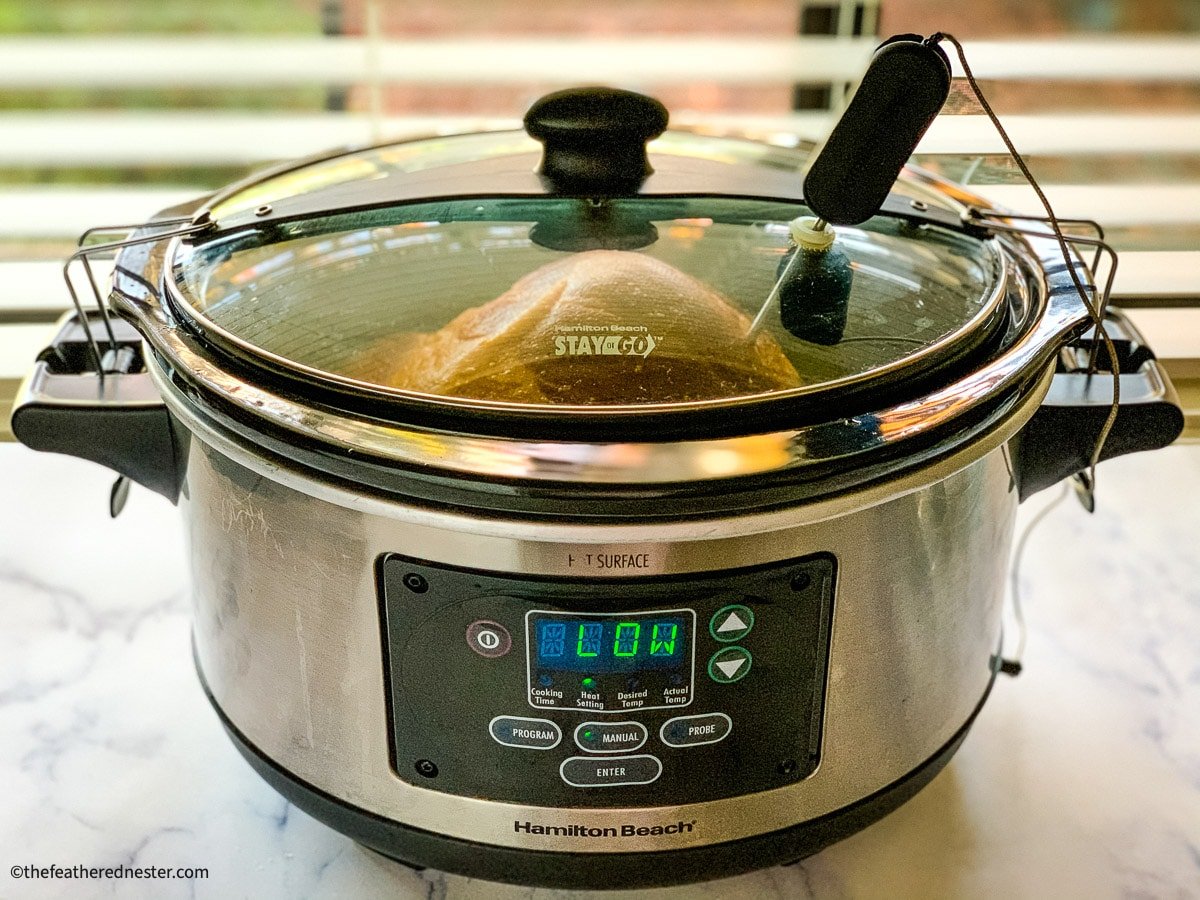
[466,620,512,658]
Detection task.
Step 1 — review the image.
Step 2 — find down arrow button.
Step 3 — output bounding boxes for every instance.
[707,646,752,684]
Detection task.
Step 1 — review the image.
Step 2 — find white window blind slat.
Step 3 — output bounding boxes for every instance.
[0,36,878,87]
[0,188,205,239]
[7,112,1200,167]
[0,36,1198,89]
[4,183,1195,240]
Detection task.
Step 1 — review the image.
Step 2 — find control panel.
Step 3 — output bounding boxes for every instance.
[378,553,835,808]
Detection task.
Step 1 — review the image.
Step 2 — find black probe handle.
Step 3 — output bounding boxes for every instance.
[803,34,951,226]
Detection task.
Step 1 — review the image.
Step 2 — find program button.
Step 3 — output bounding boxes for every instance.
[489,716,561,750]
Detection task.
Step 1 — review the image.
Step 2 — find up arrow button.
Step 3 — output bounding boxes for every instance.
[710,604,755,642]
[718,612,747,633]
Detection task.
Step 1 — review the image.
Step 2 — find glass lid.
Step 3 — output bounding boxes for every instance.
[169,132,1005,414]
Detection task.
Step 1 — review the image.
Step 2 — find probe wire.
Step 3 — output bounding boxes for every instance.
[1005,482,1069,672]
[934,32,1122,493]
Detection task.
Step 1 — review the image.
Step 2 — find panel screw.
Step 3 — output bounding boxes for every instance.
[403,573,429,593]
[414,759,439,778]
[909,199,928,211]
[254,204,272,216]
[778,759,797,775]
[790,573,811,592]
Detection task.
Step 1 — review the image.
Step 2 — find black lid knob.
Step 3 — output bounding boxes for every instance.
[524,87,668,195]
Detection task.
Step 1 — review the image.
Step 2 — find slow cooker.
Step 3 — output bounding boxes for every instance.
[12,86,1183,889]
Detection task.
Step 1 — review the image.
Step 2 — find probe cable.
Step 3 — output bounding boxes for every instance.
[933,32,1122,495]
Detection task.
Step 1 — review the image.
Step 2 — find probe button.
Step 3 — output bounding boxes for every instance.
[560,755,662,788]
[574,721,648,754]
[660,713,732,747]
[488,716,561,750]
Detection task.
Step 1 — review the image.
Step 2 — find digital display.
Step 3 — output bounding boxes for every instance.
[535,616,687,672]
[526,609,695,712]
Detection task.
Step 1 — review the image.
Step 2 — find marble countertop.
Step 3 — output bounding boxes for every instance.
[1,442,1197,899]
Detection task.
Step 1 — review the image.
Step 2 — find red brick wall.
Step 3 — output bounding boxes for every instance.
[883,0,1200,36]
[336,0,1200,115]
[340,0,805,114]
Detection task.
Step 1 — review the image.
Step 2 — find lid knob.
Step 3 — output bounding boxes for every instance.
[524,87,668,194]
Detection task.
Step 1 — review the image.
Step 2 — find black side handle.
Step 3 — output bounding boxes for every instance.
[1013,310,1184,502]
[10,313,186,503]
[524,87,669,195]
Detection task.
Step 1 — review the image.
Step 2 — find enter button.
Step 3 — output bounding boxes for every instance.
[561,755,662,787]
[660,713,733,747]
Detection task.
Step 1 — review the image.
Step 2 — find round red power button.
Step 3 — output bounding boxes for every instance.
[466,620,512,658]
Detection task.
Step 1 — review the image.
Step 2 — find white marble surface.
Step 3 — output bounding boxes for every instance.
[1,442,1197,899]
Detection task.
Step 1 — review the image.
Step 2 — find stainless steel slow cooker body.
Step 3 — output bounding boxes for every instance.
[11,91,1184,889]
[176,393,1017,861]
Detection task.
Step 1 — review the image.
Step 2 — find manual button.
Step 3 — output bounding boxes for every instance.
[489,716,561,750]
[660,713,732,747]
[561,754,662,787]
[575,721,648,754]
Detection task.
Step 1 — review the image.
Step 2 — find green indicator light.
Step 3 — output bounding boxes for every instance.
[583,730,595,740]
[582,677,596,689]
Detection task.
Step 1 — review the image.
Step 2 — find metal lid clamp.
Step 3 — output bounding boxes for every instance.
[10,211,215,513]
[62,211,213,380]
[744,30,1180,516]
[923,31,1143,510]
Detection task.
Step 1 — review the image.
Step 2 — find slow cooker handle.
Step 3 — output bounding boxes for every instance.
[10,312,184,503]
[1012,309,1184,502]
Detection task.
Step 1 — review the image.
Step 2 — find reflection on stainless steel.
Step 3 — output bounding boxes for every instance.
[185,428,1014,852]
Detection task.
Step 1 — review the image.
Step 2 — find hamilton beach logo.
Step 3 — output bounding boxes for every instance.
[515,819,697,838]
[553,324,660,359]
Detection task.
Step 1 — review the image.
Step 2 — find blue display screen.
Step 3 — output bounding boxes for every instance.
[533,614,689,673]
